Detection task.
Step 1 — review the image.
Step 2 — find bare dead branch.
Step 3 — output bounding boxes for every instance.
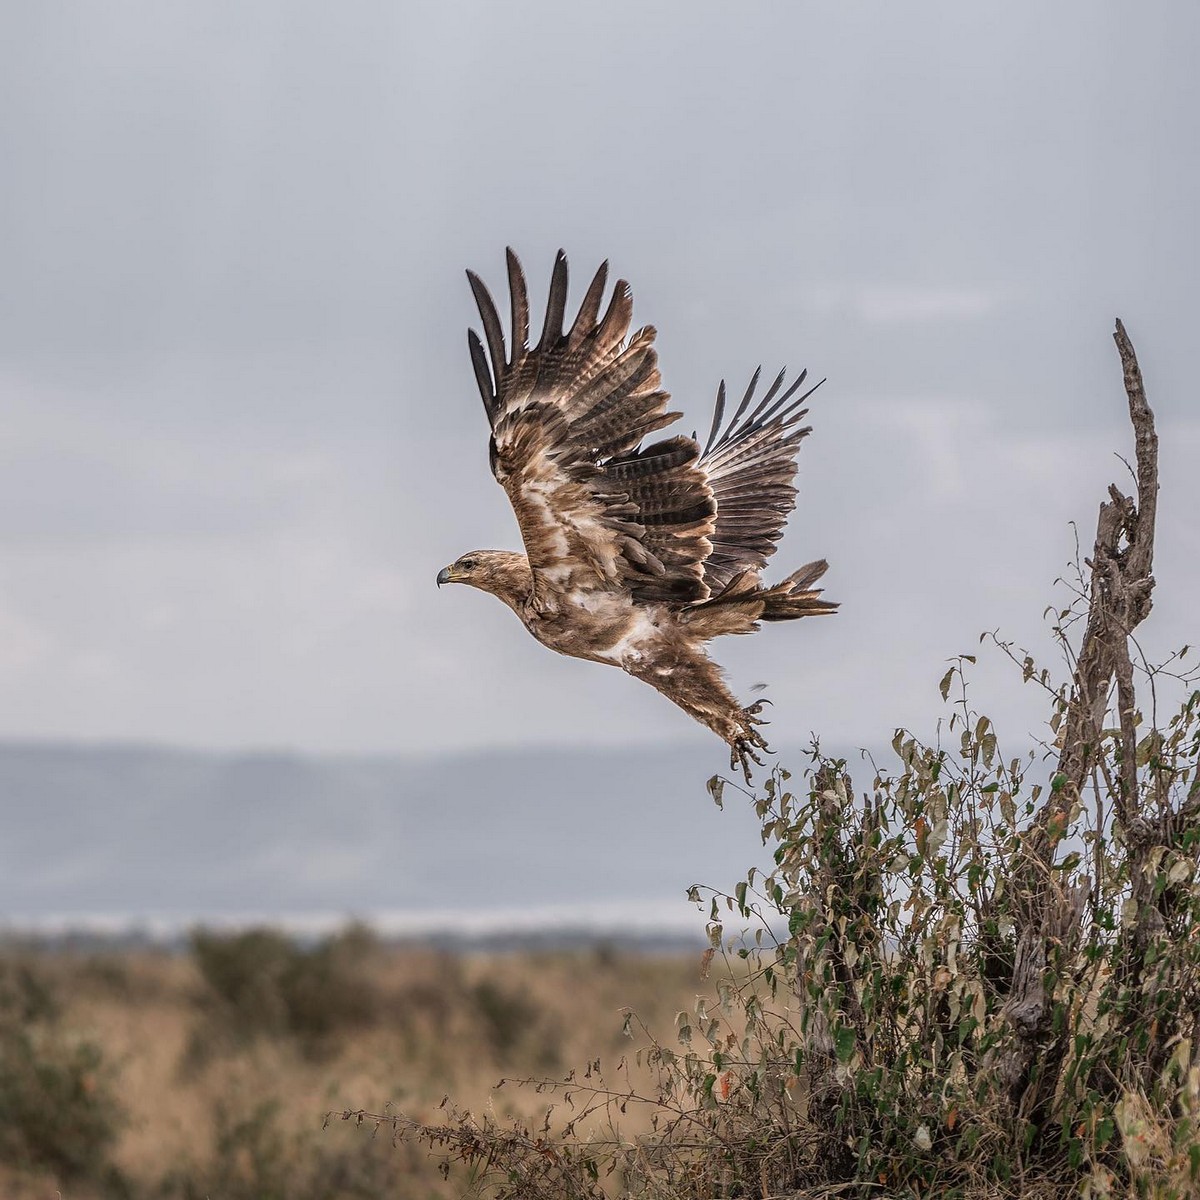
[997,319,1160,1105]
[1028,320,1158,852]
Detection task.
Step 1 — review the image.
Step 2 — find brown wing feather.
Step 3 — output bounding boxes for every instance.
[467,249,716,606]
[698,367,823,594]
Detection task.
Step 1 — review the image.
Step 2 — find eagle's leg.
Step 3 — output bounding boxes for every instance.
[627,647,771,784]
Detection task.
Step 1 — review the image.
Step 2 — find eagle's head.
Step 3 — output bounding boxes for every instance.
[437,550,532,610]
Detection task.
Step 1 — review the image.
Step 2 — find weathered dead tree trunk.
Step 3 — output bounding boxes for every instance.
[995,318,1159,1103]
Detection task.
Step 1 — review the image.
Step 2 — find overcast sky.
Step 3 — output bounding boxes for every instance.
[0,2,1196,766]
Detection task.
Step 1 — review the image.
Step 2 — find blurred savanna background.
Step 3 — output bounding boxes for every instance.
[2,927,725,1197]
[1,2,1198,1197]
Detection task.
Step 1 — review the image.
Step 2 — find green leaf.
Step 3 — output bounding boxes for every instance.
[834,1025,856,1063]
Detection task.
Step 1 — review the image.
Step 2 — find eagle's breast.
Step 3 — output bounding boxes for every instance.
[522,589,666,670]
[590,607,662,668]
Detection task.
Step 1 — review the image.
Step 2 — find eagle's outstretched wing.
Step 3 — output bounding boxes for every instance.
[697,367,821,595]
[467,249,716,607]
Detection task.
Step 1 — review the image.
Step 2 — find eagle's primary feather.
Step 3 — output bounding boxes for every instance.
[440,249,836,780]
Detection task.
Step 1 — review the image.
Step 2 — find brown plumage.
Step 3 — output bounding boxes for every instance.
[437,249,837,780]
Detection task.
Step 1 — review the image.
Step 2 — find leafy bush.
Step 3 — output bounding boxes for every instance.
[686,669,1198,1197]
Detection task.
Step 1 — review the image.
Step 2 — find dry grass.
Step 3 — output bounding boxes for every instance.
[0,938,713,1197]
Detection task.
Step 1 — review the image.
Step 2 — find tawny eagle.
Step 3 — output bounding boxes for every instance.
[437,250,836,779]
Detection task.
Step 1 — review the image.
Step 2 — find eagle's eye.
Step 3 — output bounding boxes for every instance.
[459,557,478,571]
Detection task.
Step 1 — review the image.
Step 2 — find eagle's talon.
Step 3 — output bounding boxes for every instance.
[732,745,754,783]
[743,712,770,743]
[742,704,771,737]
[730,725,770,782]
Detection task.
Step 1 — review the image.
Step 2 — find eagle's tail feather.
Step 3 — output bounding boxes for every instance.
[681,559,837,637]
[759,559,839,622]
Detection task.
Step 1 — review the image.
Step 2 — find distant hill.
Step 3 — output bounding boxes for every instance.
[0,739,845,941]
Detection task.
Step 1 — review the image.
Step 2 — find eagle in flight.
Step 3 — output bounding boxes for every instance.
[437,250,836,780]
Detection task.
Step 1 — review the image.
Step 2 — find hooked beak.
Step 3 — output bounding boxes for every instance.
[436,566,452,588]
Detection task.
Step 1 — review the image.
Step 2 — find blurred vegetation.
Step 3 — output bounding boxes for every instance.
[0,935,701,1198]
[471,977,561,1069]
[0,952,127,1196]
[154,1097,424,1200]
[187,923,382,1062]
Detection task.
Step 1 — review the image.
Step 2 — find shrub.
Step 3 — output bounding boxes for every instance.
[0,955,125,1191]
[0,952,61,1025]
[188,924,381,1060]
[471,978,543,1061]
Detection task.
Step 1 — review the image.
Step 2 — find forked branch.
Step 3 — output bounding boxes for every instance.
[998,318,1160,1099]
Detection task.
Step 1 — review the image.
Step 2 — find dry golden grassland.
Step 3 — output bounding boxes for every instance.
[0,933,714,1198]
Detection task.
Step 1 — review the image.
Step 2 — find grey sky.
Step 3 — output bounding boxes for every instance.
[0,2,1196,767]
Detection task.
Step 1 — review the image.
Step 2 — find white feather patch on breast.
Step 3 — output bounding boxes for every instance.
[594,608,661,668]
